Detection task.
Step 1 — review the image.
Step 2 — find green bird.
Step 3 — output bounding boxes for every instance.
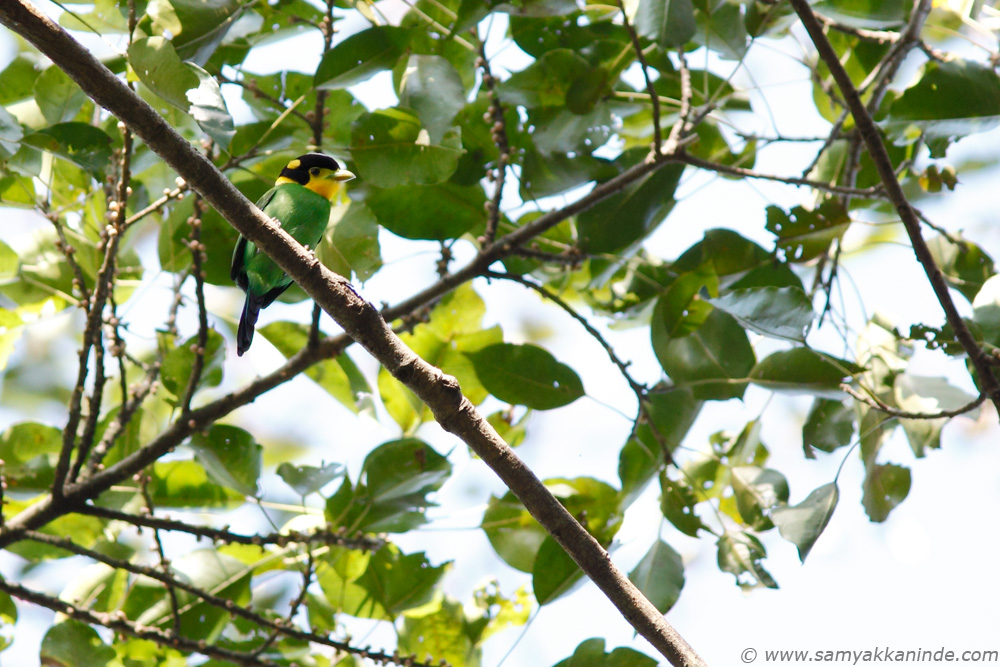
[231,153,355,356]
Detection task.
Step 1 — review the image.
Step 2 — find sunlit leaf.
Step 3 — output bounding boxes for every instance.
[652,307,754,401]
[470,342,584,410]
[861,463,910,523]
[709,286,814,343]
[749,348,860,397]
[398,54,466,144]
[351,108,463,187]
[802,398,855,457]
[315,26,416,90]
[635,0,696,46]
[765,200,850,263]
[717,530,777,589]
[772,482,839,562]
[189,424,262,497]
[628,539,685,613]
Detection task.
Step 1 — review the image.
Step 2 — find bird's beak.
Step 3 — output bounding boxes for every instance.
[332,168,355,182]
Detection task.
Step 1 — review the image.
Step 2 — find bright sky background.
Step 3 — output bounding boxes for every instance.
[1,1,1000,666]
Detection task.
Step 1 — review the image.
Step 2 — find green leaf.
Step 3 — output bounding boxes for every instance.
[655,264,719,339]
[315,26,416,90]
[483,477,620,576]
[482,490,548,573]
[652,306,755,401]
[730,466,789,531]
[628,539,685,613]
[0,55,40,105]
[470,342,584,410]
[148,460,243,508]
[894,375,978,456]
[367,182,484,240]
[765,200,850,262]
[716,530,777,590]
[813,0,907,27]
[276,461,344,497]
[973,274,1000,348]
[772,482,839,562]
[0,105,23,159]
[497,49,592,109]
[127,37,234,149]
[883,59,1000,152]
[709,286,814,342]
[40,620,116,667]
[159,329,225,401]
[553,638,659,667]
[319,543,447,619]
[351,108,463,187]
[619,386,702,504]
[378,285,500,430]
[659,470,707,537]
[399,54,466,144]
[399,597,479,666]
[926,235,995,303]
[692,2,748,60]
[22,123,112,176]
[0,421,61,491]
[861,463,910,522]
[520,149,616,199]
[533,535,586,605]
[147,0,243,65]
[802,398,855,457]
[0,590,15,651]
[473,581,533,642]
[364,438,451,504]
[126,550,250,640]
[326,439,451,533]
[530,103,614,156]
[749,348,860,397]
[635,0,697,47]
[577,158,684,254]
[34,66,87,124]
[259,321,371,414]
[188,424,262,497]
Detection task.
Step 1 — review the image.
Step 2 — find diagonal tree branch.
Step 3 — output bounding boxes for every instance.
[787,0,1000,414]
[0,3,706,665]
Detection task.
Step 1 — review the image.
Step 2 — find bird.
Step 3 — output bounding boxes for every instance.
[231,152,355,356]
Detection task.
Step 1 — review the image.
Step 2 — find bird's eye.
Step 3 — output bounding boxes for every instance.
[309,167,321,176]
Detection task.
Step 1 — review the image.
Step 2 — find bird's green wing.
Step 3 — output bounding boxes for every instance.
[231,186,280,282]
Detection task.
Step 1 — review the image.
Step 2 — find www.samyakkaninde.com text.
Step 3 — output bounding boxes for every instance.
[741,647,999,664]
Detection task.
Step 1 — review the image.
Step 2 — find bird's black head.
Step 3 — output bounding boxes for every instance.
[278,153,344,186]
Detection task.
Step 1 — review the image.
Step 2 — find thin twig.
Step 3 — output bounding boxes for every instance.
[486,270,675,464]
[140,474,182,634]
[679,152,885,196]
[0,576,282,667]
[478,44,509,244]
[618,0,662,153]
[842,384,986,419]
[179,195,210,416]
[76,504,384,551]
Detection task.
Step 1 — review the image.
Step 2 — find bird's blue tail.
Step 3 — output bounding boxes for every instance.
[237,293,262,356]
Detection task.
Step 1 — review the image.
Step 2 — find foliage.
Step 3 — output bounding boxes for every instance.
[0,0,997,664]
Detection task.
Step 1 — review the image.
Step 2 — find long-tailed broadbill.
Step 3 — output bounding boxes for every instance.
[230,153,355,356]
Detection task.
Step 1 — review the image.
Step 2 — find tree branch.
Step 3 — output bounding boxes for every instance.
[787,0,1000,413]
[0,3,706,664]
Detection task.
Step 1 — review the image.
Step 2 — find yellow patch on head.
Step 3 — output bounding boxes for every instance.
[287,159,301,170]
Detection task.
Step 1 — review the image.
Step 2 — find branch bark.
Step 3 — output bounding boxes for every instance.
[0,2,707,665]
